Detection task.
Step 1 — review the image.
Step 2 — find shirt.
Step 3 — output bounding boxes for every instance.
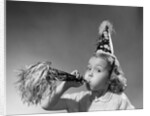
[62,91,134,112]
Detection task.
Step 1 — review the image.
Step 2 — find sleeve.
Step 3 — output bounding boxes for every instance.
[119,93,135,110]
[62,93,80,112]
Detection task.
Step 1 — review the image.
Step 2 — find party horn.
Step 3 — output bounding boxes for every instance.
[15,61,85,105]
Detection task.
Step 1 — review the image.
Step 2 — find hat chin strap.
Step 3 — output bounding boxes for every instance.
[108,32,114,54]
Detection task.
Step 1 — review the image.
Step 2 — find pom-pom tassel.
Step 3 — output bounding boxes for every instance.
[15,61,85,105]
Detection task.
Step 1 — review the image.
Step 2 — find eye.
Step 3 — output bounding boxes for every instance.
[97,69,101,72]
[96,68,101,73]
[87,66,91,71]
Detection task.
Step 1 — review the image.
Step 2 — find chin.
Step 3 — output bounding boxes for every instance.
[86,83,96,91]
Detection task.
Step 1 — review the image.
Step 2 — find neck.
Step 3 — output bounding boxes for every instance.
[90,87,108,100]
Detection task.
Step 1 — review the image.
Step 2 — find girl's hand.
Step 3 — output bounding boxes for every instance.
[64,70,83,89]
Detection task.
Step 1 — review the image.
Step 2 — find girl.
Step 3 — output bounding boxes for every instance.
[41,20,135,112]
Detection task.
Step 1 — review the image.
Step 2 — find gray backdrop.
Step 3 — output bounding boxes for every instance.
[6,1,143,115]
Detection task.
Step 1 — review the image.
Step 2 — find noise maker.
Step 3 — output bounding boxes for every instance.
[15,61,85,105]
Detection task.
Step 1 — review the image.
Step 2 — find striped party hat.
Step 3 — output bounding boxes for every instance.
[96,20,115,55]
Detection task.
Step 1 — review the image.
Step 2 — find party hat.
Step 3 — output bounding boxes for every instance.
[96,20,114,55]
[96,21,127,93]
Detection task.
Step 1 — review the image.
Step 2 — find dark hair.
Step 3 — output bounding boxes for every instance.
[93,53,127,94]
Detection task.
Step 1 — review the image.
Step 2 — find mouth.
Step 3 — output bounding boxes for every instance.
[80,78,88,84]
[83,79,88,83]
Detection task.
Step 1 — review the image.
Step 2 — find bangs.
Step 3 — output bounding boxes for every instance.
[92,52,115,70]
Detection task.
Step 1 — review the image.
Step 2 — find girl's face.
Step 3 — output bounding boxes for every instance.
[84,56,110,91]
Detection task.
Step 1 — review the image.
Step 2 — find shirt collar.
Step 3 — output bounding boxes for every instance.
[94,91,113,102]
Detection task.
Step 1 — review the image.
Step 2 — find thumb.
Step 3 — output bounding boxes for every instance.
[71,70,79,75]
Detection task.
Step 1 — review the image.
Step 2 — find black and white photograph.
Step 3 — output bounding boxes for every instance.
[6,0,143,115]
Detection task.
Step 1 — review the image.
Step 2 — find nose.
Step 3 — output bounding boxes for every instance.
[84,70,93,82]
[88,71,93,77]
[88,68,94,77]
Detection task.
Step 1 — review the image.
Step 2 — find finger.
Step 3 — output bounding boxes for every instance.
[71,70,78,75]
[77,81,83,86]
[75,72,80,78]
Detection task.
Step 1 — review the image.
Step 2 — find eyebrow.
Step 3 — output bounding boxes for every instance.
[87,64,104,69]
[95,65,104,69]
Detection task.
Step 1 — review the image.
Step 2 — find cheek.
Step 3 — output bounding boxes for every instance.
[91,74,109,89]
[84,72,88,80]
[93,78,106,86]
